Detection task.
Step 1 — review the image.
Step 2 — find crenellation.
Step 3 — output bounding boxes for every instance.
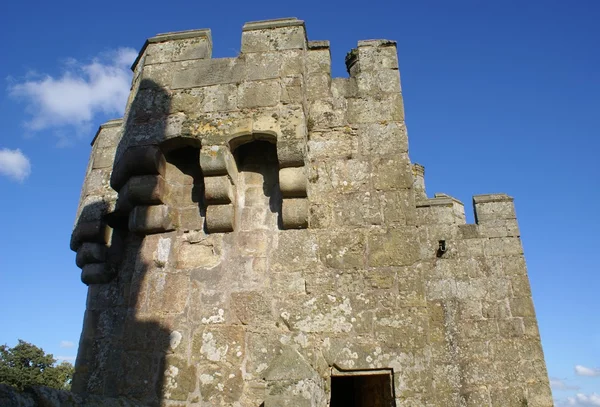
[131,28,212,72]
[68,18,552,407]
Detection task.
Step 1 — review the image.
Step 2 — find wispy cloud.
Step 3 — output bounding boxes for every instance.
[551,377,580,391]
[56,355,76,362]
[59,340,75,349]
[575,365,600,377]
[9,48,137,144]
[0,148,31,182]
[564,393,600,406]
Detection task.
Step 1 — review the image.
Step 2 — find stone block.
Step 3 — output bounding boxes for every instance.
[281,76,304,104]
[380,190,416,225]
[177,241,221,269]
[263,346,318,381]
[231,291,273,325]
[473,194,516,224]
[92,147,116,169]
[358,122,408,156]
[241,20,306,52]
[312,159,371,195]
[368,229,420,267]
[483,237,523,256]
[111,145,166,192]
[245,52,283,80]
[162,355,197,401]
[205,204,234,233]
[83,168,112,197]
[510,297,536,317]
[117,175,166,212]
[318,231,365,269]
[270,229,318,272]
[70,220,111,251]
[356,69,401,95]
[282,198,308,229]
[346,94,404,124]
[92,119,122,149]
[305,73,331,101]
[204,175,234,203]
[81,263,115,285]
[306,48,331,75]
[129,205,175,234]
[171,58,245,89]
[307,129,357,160]
[238,80,280,108]
[372,155,413,191]
[139,62,176,89]
[279,167,307,198]
[308,99,347,130]
[172,36,211,62]
[199,145,237,178]
[332,191,382,226]
[277,141,305,167]
[356,41,399,71]
[141,29,212,66]
[76,242,107,268]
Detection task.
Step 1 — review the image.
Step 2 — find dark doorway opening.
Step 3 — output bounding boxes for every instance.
[330,371,395,407]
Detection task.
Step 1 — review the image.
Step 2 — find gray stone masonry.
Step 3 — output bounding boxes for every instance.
[68,17,553,407]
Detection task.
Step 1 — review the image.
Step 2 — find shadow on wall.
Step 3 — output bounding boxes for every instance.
[233,140,283,226]
[71,78,186,406]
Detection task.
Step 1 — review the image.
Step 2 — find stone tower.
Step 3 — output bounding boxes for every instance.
[70,18,553,407]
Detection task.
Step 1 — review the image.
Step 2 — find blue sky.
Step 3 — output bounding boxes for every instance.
[1,0,598,404]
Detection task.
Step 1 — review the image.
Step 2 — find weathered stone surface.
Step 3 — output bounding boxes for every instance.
[111,145,166,192]
[129,204,175,234]
[203,175,234,203]
[238,80,281,108]
[279,167,307,197]
[70,18,551,407]
[171,58,245,89]
[76,242,107,268]
[205,204,234,233]
[81,263,115,285]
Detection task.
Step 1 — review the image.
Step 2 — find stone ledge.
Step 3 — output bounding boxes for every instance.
[150,28,212,44]
[357,39,397,48]
[416,193,463,208]
[473,193,514,203]
[242,18,304,31]
[308,40,330,50]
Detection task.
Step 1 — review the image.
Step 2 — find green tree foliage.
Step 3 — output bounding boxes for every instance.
[0,339,74,391]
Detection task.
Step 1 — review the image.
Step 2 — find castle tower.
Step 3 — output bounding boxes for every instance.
[70,18,553,407]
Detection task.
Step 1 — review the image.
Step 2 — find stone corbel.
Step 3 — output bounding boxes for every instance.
[200,146,237,233]
[277,141,309,229]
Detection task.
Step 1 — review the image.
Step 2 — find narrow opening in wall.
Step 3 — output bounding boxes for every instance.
[233,140,282,230]
[330,370,395,407]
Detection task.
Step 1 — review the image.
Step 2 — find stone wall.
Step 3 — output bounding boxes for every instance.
[69,18,553,407]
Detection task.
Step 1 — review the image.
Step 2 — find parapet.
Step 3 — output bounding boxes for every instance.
[131,28,212,71]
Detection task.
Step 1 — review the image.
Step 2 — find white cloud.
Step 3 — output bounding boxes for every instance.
[551,377,580,391]
[566,393,600,406]
[56,355,76,362]
[9,48,137,142]
[59,340,75,348]
[0,148,31,182]
[575,365,600,377]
